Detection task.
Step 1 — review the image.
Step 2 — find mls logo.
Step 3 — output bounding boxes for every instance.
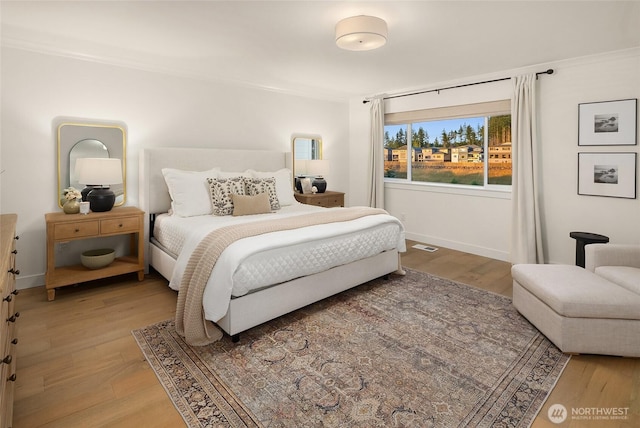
[548,404,568,424]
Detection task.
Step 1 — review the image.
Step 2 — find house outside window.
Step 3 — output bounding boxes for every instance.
[384,100,512,188]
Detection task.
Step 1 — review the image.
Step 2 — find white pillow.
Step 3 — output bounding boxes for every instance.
[217,171,251,179]
[247,168,295,206]
[161,167,221,217]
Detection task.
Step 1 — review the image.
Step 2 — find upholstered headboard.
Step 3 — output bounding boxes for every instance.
[139,147,287,215]
[138,147,288,272]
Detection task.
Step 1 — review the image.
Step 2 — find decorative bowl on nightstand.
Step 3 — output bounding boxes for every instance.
[81,248,115,269]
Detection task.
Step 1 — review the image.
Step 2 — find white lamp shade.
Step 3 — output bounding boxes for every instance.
[294,159,310,176]
[336,15,387,51]
[76,157,123,186]
[307,159,329,177]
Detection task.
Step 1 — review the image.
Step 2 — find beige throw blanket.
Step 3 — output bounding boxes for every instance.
[175,207,389,345]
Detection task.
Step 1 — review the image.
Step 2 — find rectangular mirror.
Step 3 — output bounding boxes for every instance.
[57,121,126,208]
[292,135,322,178]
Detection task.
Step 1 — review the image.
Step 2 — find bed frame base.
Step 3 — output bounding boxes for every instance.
[150,243,400,339]
[218,249,399,338]
[228,263,394,342]
[149,242,178,282]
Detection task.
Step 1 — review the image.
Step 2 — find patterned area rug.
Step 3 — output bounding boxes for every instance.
[132,268,569,427]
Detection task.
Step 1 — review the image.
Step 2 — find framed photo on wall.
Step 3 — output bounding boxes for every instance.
[578,99,637,146]
[578,152,637,199]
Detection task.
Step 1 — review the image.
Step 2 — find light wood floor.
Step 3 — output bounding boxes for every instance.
[12,240,639,427]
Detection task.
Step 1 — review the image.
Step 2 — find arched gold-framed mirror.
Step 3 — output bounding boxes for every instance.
[57,121,126,208]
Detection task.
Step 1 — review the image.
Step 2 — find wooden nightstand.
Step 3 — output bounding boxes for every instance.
[45,206,145,301]
[294,190,345,208]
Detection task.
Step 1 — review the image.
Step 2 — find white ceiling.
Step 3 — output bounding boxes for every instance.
[2,1,639,101]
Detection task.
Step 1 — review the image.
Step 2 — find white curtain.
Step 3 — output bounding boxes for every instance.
[368,98,385,208]
[511,74,545,264]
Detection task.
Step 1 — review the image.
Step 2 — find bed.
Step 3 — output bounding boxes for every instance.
[139,147,406,344]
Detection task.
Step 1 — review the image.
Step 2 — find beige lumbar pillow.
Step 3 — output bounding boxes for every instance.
[231,192,272,216]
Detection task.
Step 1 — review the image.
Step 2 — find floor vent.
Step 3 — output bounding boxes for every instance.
[412,244,439,252]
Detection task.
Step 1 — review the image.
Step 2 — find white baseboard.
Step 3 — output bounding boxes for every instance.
[405,232,510,262]
[16,273,45,290]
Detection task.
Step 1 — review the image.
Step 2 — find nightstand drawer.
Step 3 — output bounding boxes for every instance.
[294,190,345,208]
[100,216,140,235]
[54,221,99,240]
[324,196,343,207]
[308,198,327,207]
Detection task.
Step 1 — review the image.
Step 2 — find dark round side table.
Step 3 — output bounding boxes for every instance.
[569,231,609,268]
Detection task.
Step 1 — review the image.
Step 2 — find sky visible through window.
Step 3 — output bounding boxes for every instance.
[385,117,485,144]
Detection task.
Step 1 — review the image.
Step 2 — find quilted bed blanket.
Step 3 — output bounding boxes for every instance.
[175,206,394,345]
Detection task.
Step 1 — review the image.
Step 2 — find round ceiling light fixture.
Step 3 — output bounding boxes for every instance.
[335,15,387,51]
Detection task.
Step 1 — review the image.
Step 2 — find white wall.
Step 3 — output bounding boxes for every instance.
[537,49,640,264]
[349,48,640,264]
[0,47,349,288]
[3,47,638,288]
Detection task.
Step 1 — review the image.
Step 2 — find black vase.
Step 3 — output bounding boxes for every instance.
[81,185,96,202]
[312,176,327,193]
[87,187,116,212]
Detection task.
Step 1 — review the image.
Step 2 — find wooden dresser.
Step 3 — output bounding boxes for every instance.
[294,190,345,208]
[1,214,19,428]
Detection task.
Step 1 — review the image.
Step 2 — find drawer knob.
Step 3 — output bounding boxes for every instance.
[8,268,20,275]
[1,355,11,364]
[7,373,16,382]
[7,312,20,323]
[3,294,12,303]
[119,223,123,227]
[11,338,18,345]
[75,228,80,233]
[12,249,17,254]
[14,235,19,240]
[12,289,18,296]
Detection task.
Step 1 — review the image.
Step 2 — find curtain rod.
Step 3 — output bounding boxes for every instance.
[363,69,554,104]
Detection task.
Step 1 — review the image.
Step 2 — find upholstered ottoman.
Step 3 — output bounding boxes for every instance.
[511,264,640,357]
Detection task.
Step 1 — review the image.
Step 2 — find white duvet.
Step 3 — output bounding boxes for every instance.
[160,203,406,322]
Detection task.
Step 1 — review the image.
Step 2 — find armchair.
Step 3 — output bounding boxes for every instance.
[585,244,640,294]
[511,242,640,357]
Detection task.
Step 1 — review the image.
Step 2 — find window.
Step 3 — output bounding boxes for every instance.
[384,100,511,187]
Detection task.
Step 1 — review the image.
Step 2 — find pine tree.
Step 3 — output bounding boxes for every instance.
[488,115,511,145]
[441,130,450,148]
[413,127,428,148]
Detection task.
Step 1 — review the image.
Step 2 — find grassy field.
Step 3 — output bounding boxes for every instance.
[385,161,512,186]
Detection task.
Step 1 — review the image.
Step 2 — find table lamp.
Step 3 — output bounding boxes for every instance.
[307,160,329,193]
[76,157,123,212]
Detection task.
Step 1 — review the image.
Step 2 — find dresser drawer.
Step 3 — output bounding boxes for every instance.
[100,216,140,235]
[0,213,17,428]
[0,292,9,334]
[54,221,99,240]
